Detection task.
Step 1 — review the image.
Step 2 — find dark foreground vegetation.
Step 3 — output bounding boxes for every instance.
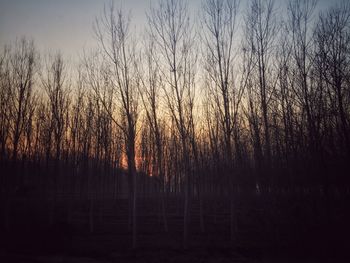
[1,192,349,262]
[1,0,350,261]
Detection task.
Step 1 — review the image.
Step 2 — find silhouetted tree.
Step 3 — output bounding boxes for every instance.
[94,2,139,248]
[148,0,196,248]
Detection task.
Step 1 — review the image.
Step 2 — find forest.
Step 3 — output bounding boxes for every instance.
[0,0,349,261]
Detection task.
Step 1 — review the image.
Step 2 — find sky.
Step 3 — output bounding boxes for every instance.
[0,0,201,62]
[0,0,150,61]
[0,0,341,63]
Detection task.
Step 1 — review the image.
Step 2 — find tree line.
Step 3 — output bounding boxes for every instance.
[1,0,349,249]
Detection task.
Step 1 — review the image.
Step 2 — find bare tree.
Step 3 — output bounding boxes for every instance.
[136,34,168,232]
[41,53,70,163]
[288,0,318,156]
[245,0,278,185]
[148,0,196,249]
[0,46,11,161]
[93,2,139,248]
[41,52,70,224]
[201,0,245,243]
[9,38,36,164]
[0,38,37,231]
[315,2,350,158]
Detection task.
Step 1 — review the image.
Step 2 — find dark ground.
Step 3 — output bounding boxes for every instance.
[1,191,349,262]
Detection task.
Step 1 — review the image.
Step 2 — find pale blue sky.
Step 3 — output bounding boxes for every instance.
[0,0,341,62]
[0,0,152,60]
